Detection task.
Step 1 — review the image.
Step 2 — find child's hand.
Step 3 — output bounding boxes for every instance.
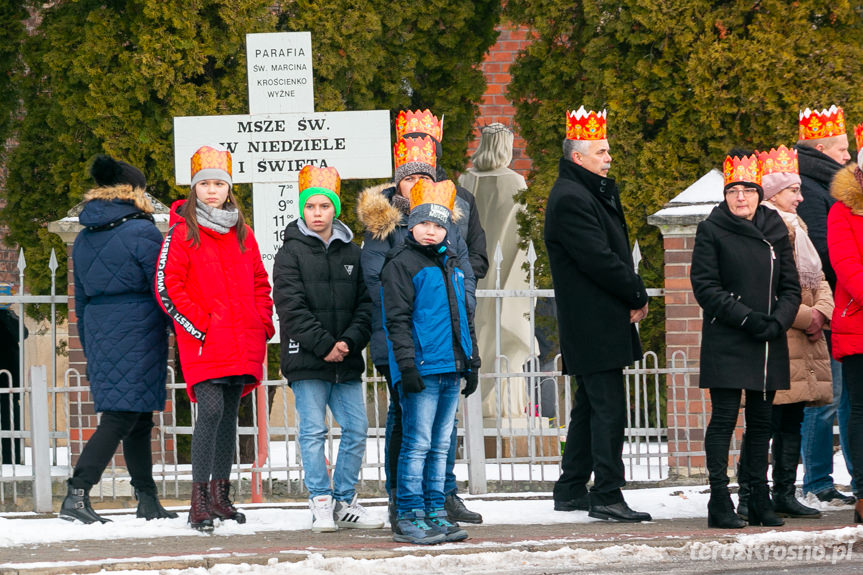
[462,372,478,397]
[400,366,425,393]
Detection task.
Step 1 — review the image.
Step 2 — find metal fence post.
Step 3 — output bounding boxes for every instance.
[463,387,487,494]
[30,365,52,512]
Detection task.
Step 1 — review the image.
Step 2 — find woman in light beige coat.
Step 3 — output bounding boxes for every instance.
[737,146,833,521]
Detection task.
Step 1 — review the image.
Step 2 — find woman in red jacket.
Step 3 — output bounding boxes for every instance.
[156,146,274,532]
[827,157,863,524]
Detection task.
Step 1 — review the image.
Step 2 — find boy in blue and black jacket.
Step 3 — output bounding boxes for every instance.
[381,179,480,545]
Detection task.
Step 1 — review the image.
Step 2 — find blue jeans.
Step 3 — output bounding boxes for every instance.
[397,373,460,513]
[801,352,855,494]
[292,379,368,501]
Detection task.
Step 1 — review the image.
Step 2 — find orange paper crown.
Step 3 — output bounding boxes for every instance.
[191,146,232,179]
[298,165,341,196]
[723,154,762,187]
[566,106,607,141]
[855,123,863,152]
[799,106,846,140]
[757,145,798,177]
[395,109,443,141]
[409,179,457,212]
[393,136,437,170]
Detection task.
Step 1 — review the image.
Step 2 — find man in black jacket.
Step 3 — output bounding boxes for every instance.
[273,165,382,533]
[545,107,651,522]
[795,106,856,506]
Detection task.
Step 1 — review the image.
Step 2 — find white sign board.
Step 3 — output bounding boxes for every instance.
[246,32,314,115]
[253,182,300,265]
[173,110,392,184]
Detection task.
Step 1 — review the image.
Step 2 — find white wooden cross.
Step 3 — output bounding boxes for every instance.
[173,32,393,342]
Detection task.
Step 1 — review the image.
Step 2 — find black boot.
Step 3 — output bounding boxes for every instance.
[135,488,179,520]
[736,440,749,519]
[388,497,397,527]
[771,432,820,518]
[59,480,111,524]
[444,493,483,524]
[707,488,746,529]
[749,483,784,527]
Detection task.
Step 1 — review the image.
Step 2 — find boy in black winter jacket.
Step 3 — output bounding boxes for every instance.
[273,165,382,533]
[381,179,480,545]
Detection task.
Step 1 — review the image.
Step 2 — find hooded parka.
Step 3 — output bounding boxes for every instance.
[155,200,274,401]
[357,184,476,369]
[73,185,168,412]
[691,202,801,392]
[771,214,833,406]
[796,144,844,289]
[827,165,863,360]
[273,218,372,383]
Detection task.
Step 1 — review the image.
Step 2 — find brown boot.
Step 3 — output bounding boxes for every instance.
[209,479,246,524]
[189,481,214,532]
[854,499,863,523]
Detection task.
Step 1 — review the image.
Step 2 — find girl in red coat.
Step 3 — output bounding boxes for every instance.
[156,146,274,532]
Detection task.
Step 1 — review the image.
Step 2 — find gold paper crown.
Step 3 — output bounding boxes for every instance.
[298,165,341,197]
[723,154,762,187]
[566,106,607,141]
[799,106,846,140]
[757,145,798,177]
[393,136,437,170]
[396,109,442,141]
[855,123,863,152]
[409,179,457,212]
[191,146,232,179]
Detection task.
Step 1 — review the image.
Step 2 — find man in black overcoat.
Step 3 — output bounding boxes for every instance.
[544,106,650,522]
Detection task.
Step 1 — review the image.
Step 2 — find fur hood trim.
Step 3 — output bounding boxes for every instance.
[831,165,863,216]
[356,183,464,241]
[84,184,155,214]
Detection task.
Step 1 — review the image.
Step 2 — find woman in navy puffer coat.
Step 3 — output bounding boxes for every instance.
[59,156,175,525]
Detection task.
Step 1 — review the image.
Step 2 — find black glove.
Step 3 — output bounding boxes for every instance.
[743,311,770,335]
[753,317,784,341]
[400,366,425,394]
[462,371,478,397]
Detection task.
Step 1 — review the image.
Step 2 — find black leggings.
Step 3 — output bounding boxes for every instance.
[72,411,156,493]
[705,388,775,491]
[191,381,244,483]
[841,354,863,497]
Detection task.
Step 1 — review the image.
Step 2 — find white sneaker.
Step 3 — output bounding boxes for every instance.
[333,494,385,529]
[310,495,338,532]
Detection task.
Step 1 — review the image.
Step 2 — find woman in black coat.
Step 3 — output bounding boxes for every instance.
[60,156,175,524]
[690,153,801,529]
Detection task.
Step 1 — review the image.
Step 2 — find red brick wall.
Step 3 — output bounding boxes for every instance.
[465,24,533,179]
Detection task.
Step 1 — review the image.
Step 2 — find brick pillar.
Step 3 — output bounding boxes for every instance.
[49,197,175,469]
[649,170,745,480]
[466,24,534,179]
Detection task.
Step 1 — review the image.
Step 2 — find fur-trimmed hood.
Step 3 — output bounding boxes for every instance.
[831,165,863,216]
[356,183,463,241]
[84,184,155,214]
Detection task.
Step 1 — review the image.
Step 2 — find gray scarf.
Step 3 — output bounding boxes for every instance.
[196,201,238,234]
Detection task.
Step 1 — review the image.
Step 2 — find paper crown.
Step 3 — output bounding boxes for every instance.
[395,109,443,142]
[298,165,340,196]
[757,145,798,177]
[799,106,846,140]
[394,136,437,170]
[191,146,232,179]
[855,123,863,151]
[723,154,762,187]
[566,106,607,141]
[409,179,457,212]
